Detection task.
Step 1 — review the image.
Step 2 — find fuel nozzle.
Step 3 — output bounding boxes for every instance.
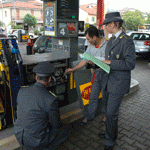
[11,47,19,53]
[11,47,20,64]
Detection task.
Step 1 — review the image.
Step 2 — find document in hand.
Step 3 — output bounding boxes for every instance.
[82,52,110,73]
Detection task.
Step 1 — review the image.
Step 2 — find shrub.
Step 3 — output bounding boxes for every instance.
[13,25,23,29]
[34,29,39,35]
[40,26,44,31]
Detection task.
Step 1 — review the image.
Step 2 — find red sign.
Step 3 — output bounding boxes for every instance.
[67,23,75,31]
[47,2,52,7]
[81,85,92,100]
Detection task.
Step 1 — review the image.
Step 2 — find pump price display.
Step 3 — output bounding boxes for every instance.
[58,23,76,36]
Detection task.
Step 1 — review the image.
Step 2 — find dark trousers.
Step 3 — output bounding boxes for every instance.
[102,88,124,146]
[85,69,105,121]
[23,124,71,150]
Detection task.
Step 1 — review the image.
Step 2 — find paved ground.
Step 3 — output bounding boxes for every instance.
[14,55,150,150]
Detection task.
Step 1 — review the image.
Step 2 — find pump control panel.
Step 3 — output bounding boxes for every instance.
[44,0,79,37]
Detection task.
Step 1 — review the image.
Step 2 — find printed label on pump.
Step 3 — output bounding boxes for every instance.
[79,82,102,106]
[22,35,29,40]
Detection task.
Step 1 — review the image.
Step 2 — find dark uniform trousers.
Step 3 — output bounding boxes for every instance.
[102,88,124,146]
[85,68,105,121]
[101,31,136,146]
[22,124,71,150]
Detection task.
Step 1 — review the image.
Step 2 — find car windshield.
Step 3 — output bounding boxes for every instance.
[131,33,150,40]
[35,35,52,48]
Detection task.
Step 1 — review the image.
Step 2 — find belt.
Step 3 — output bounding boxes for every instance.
[92,64,101,69]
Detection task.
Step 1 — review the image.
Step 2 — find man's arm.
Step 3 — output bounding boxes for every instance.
[65,59,87,73]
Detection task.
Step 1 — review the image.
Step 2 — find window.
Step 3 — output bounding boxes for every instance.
[5,11,7,17]
[131,33,150,40]
[91,17,95,22]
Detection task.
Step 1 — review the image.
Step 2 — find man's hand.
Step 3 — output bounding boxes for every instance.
[65,68,74,74]
[102,60,111,65]
[87,60,94,65]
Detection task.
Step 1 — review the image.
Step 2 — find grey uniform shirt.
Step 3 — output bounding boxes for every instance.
[85,38,108,80]
[85,37,107,61]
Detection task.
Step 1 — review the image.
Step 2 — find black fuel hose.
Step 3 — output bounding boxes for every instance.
[1,71,7,119]
[0,55,7,119]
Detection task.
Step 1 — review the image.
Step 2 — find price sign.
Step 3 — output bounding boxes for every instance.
[58,23,67,36]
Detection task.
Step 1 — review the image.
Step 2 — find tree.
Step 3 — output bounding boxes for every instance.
[34,29,39,35]
[8,21,15,28]
[122,10,145,31]
[40,26,44,31]
[0,21,5,27]
[23,13,37,27]
[145,13,150,24]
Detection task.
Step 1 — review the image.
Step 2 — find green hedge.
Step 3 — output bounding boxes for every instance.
[34,29,39,35]
[13,25,23,29]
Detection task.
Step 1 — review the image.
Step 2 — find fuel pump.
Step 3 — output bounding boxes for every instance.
[35,0,80,108]
[0,38,24,130]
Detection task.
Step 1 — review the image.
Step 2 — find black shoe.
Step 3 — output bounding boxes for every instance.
[98,133,105,138]
[80,121,87,126]
[80,119,88,126]
[101,120,106,124]
[104,145,114,150]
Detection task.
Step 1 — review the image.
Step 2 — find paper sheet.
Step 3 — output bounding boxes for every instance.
[82,52,110,74]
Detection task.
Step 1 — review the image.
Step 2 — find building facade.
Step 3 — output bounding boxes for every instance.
[79,4,97,26]
[0,0,43,31]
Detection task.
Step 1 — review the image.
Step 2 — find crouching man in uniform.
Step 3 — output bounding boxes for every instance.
[14,61,71,150]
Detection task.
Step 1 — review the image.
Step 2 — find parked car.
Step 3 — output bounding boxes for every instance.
[8,29,38,39]
[32,35,87,54]
[8,29,26,39]
[0,28,5,34]
[130,32,150,57]
[32,35,53,53]
[126,30,135,36]
[78,37,86,52]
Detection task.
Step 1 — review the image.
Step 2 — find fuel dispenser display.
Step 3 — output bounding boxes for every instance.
[0,37,24,130]
[44,0,78,37]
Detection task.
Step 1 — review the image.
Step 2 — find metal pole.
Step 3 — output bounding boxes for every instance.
[14,0,16,25]
[2,0,3,26]
[86,5,89,24]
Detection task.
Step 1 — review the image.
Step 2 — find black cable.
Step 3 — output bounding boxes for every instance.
[1,71,6,119]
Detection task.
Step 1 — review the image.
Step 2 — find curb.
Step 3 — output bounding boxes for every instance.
[0,135,20,150]
[148,62,150,68]
[18,42,27,45]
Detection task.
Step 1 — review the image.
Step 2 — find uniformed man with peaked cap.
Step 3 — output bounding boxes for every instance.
[14,61,71,150]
